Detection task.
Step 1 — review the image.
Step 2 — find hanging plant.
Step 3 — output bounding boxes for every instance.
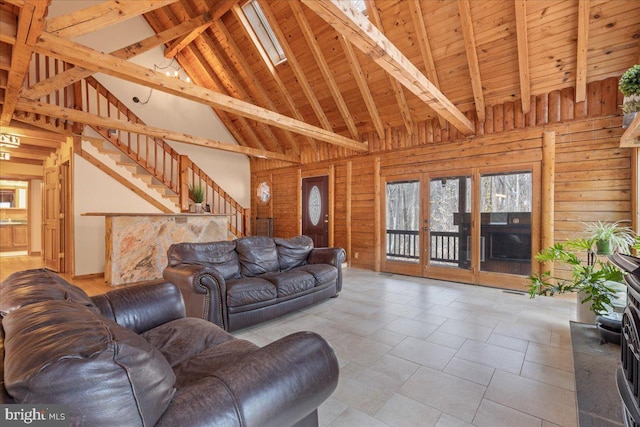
[619,65,640,97]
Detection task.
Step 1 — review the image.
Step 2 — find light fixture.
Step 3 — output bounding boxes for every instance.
[0,152,10,160]
[0,134,20,148]
[132,59,190,105]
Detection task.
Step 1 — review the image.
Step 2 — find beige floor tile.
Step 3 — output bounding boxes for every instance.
[375,393,442,427]
[425,331,467,349]
[493,320,552,345]
[389,336,456,370]
[422,304,471,321]
[332,333,392,367]
[525,342,574,372]
[521,360,576,391]
[455,340,525,374]
[487,332,529,352]
[332,362,404,416]
[473,399,543,427]
[400,366,486,422]
[434,414,475,427]
[327,312,386,337]
[384,318,438,340]
[368,328,408,347]
[443,357,495,386]
[485,370,577,426]
[319,397,349,427]
[436,318,493,342]
[370,353,420,383]
[329,406,391,427]
[413,312,449,326]
[378,302,425,319]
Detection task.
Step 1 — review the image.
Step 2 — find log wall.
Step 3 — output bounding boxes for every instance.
[251,77,633,277]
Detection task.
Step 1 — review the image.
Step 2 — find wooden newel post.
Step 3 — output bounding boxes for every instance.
[179,155,190,212]
[541,131,556,276]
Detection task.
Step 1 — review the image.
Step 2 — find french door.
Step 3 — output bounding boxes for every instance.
[382,165,538,289]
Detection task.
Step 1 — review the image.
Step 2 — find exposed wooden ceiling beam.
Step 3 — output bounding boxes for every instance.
[1,151,48,162]
[230,4,318,150]
[0,8,18,45]
[257,1,335,134]
[163,0,236,59]
[212,20,300,155]
[292,1,359,140]
[306,0,474,135]
[45,0,178,38]
[22,13,214,101]
[16,98,300,163]
[514,0,531,114]
[575,0,590,103]
[0,0,48,127]
[338,34,385,140]
[33,32,367,151]
[457,0,485,123]
[366,0,415,135]
[620,112,640,148]
[0,124,67,142]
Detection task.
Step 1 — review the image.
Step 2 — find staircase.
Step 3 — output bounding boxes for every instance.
[22,53,250,237]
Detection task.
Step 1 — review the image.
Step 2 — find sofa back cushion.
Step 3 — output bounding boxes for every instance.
[3,300,176,426]
[0,269,98,317]
[275,236,314,271]
[167,241,240,280]
[236,236,279,276]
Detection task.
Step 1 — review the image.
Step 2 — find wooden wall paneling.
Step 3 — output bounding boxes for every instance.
[374,157,381,272]
[493,104,504,133]
[504,101,515,131]
[541,130,555,276]
[587,79,602,118]
[484,105,494,134]
[536,93,548,126]
[601,77,618,116]
[548,90,561,123]
[560,87,574,121]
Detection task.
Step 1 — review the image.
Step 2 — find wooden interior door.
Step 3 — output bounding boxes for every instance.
[302,175,329,247]
[43,166,61,272]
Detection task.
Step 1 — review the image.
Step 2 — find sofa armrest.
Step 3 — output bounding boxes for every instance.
[163,264,228,330]
[308,247,346,293]
[90,281,185,334]
[156,331,338,427]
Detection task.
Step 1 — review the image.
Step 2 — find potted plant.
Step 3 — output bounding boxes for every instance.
[619,64,640,128]
[583,220,635,255]
[188,183,205,213]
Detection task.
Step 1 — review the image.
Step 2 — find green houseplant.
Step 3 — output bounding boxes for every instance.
[583,220,635,255]
[188,183,205,213]
[619,64,640,127]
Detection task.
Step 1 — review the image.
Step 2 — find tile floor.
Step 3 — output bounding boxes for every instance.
[233,268,579,427]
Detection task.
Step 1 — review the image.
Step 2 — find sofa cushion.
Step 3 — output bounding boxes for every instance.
[167,241,241,280]
[143,317,236,367]
[0,268,98,316]
[235,236,279,276]
[275,236,314,271]
[3,300,175,426]
[226,277,277,307]
[297,264,339,286]
[172,339,259,388]
[261,270,316,297]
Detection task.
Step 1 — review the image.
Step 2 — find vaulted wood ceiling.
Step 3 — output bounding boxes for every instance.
[1,0,639,166]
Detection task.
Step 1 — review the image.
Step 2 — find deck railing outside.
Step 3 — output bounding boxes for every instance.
[386,229,460,265]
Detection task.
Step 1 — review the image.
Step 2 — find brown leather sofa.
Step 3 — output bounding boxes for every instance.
[0,269,339,427]
[163,236,346,331]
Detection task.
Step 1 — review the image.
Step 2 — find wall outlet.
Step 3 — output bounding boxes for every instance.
[354,252,359,260]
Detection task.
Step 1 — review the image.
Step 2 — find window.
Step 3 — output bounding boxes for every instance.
[242,0,286,66]
[350,0,367,14]
[385,180,420,263]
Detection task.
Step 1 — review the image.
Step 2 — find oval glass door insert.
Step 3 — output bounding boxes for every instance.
[309,185,322,225]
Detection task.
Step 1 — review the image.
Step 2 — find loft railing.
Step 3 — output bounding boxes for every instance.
[386,229,419,260]
[385,229,460,265]
[25,53,249,237]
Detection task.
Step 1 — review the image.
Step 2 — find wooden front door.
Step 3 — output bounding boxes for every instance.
[43,166,62,272]
[302,175,329,247]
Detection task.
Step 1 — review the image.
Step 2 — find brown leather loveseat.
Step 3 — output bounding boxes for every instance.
[0,269,339,426]
[163,236,346,331]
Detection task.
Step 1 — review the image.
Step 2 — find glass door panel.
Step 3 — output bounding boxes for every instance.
[385,180,420,264]
[426,175,472,275]
[479,171,532,275]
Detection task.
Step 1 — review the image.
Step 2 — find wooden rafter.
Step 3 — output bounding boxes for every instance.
[0,124,66,143]
[291,1,359,139]
[0,0,48,127]
[45,0,178,38]
[0,8,18,45]
[257,0,334,133]
[514,0,531,114]
[366,0,415,135]
[338,34,385,140]
[16,98,300,163]
[34,32,367,151]
[457,0,485,123]
[575,0,590,103]
[212,20,300,155]
[230,4,318,150]
[163,0,236,59]
[305,0,474,135]
[22,13,215,101]
[194,33,284,154]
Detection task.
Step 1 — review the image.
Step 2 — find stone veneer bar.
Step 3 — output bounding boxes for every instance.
[84,213,230,286]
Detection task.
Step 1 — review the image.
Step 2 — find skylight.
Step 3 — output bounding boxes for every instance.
[351,0,368,14]
[242,0,286,66]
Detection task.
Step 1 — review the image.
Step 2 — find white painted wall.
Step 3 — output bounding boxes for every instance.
[46,1,252,276]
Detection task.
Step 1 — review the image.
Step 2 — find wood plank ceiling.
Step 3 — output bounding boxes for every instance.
[0,0,639,167]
